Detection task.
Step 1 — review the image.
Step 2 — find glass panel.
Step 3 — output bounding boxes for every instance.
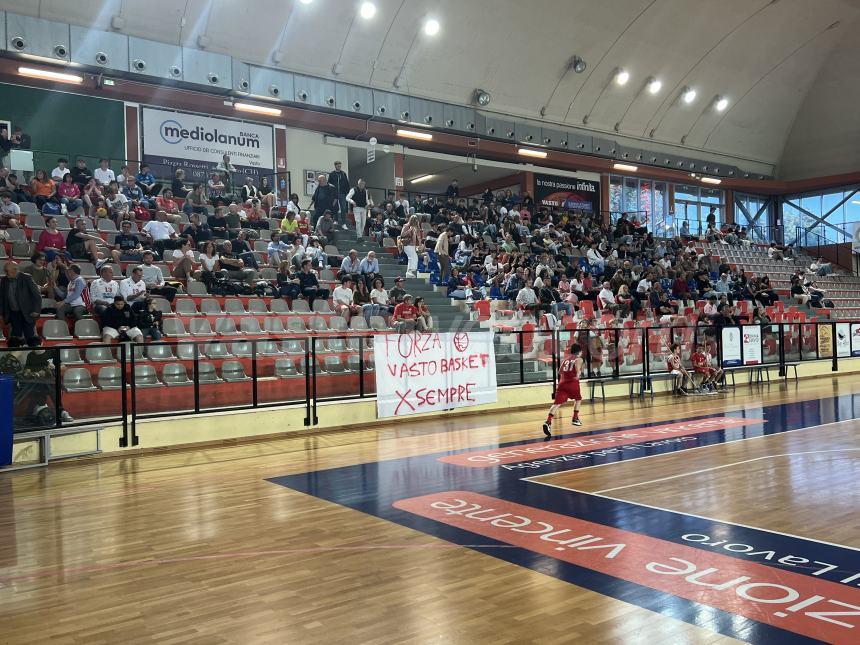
[134,341,195,416]
[782,201,802,244]
[674,184,699,202]
[526,330,553,383]
[257,337,310,406]
[762,324,780,365]
[624,177,638,214]
[609,175,622,212]
[639,180,653,228]
[845,191,860,240]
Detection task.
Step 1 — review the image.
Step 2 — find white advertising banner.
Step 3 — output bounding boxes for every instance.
[836,323,851,358]
[141,107,275,182]
[721,327,742,367]
[374,332,497,418]
[851,324,860,357]
[741,325,762,365]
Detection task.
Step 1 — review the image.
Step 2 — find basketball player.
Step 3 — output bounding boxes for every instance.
[543,343,583,437]
[691,342,717,391]
[667,342,695,395]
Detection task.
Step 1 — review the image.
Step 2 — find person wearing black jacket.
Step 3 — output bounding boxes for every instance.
[70,158,93,188]
[296,259,329,307]
[0,261,42,347]
[328,161,350,229]
[310,174,338,229]
[100,296,144,343]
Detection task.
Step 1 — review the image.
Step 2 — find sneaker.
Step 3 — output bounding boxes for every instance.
[60,410,74,422]
[572,418,582,426]
[542,422,552,438]
[678,387,688,396]
[33,403,49,416]
[95,258,107,271]
[341,224,348,230]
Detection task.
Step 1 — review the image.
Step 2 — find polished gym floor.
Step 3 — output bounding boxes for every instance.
[1,377,859,644]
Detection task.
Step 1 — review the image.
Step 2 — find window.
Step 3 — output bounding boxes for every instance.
[784,186,858,245]
[671,183,724,236]
[608,174,669,233]
[735,193,771,242]
[609,176,622,212]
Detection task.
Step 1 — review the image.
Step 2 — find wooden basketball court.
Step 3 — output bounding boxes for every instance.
[1,377,859,644]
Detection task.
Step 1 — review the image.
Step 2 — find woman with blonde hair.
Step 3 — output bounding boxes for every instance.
[399,214,422,278]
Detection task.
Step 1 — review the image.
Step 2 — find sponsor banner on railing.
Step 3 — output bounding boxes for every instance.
[851,324,860,357]
[721,327,742,367]
[141,107,275,182]
[374,332,497,418]
[836,323,851,358]
[741,325,761,365]
[818,325,833,358]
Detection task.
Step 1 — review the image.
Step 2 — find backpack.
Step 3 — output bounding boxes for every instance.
[41,201,61,216]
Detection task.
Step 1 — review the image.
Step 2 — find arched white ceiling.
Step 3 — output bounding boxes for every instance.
[4,0,858,178]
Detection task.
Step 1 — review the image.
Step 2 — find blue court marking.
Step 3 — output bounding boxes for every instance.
[269,393,860,644]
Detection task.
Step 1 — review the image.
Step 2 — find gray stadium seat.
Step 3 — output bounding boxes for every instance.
[221,360,250,382]
[200,299,223,315]
[59,348,84,365]
[189,318,215,336]
[174,299,200,316]
[197,362,221,383]
[186,281,209,296]
[214,318,241,336]
[328,316,348,333]
[163,363,192,386]
[290,300,310,314]
[327,338,346,352]
[286,317,307,333]
[42,320,73,341]
[74,319,101,340]
[163,318,190,337]
[349,317,369,331]
[97,366,123,390]
[312,300,332,314]
[146,344,175,361]
[134,365,162,388]
[230,341,253,357]
[263,317,286,334]
[19,201,38,216]
[274,358,300,378]
[369,316,389,331]
[308,317,329,333]
[64,368,97,391]
[239,318,263,334]
[270,299,290,314]
[224,298,246,315]
[323,356,348,373]
[257,340,281,355]
[247,299,269,314]
[175,343,198,361]
[282,339,306,355]
[85,345,116,364]
[203,342,232,359]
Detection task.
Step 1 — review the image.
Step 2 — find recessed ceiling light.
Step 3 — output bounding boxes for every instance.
[360,2,376,19]
[571,56,587,73]
[614,69,630,86]
[613,163,638,172]
[423,18,440,36]
[701,177,721,185]
[234,102,282,116]
[18,66,83,84]
[396,128,433,141]
[299,0,313,4]
[715,96,729,111]
[647,78,662,94]
[682,87,697,104]
[410,174,435,184]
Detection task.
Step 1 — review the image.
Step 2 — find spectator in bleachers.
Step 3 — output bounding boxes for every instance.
[66,217,104,266]
[100,295,144,344]
[310,175,338,228]
[207,207,229,239]
[279,211,301,243]
[0,192,21,229]
[94,159,116,187]
[314,210,336,245]
[55,264,87,321]
[0,126,12,168]
[347,178,373,239]
[239,176,260,205]
[30,170,56,209]
[51,158,70,181]
[134,164,160,198]
[123,175,153,212]
[224,203,245,238]
[219,240,257,283]
[88,265,120,318]
[155,189,182,223]
[0,261,42,347]
[137,298,163,341]
[275,260,300,301]
[352,278,371,319]
[216,155,237,195]
[184,212,212,248]
[244,200,270,230]
[392,294,418,333]
[170,168,190,199]
[183,183,208,215]
[139,251,176,302]
[297,259,329,307]
[231,231,260,271]
[266,232,292,267]
[790,277,811,307]
[105,186,129,223]
[285,192,301,216]
[368,277,390,321]
[304,238,328,270]
[36,217,68,262]
[21,252,52,298]
[120,266,147,312]
[328,161,350,230]
[169,238,196,281]
[118,165,134,185]
[332,277,361,323]
[338,249,360,283]
[810,258,832,276]
[434,226,452,282]
[207,172,229,207]
[82,179,105,215]
[70,159,93,188]
[388,277,407,305]
[196,241,220,290]
[447,267,471,301]
[143,210,179,258]
[261,176,279,212]
[3,172,30,204]
[358,251,379,289]
[111,220,144,265]
[414,297,433,331]
[446,179,459,198]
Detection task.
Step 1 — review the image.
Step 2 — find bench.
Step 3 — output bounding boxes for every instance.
[723,364,773,388]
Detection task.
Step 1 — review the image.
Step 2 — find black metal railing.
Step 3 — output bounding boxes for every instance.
[1,321,854,447]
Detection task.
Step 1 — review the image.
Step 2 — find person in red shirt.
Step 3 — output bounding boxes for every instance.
[691,342,721,391]
[391,294,418,333]
[667,342,695,395]
[155,189,182,223]
[543,343,584,437]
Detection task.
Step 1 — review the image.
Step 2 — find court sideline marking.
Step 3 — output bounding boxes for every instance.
[593,448,860,494]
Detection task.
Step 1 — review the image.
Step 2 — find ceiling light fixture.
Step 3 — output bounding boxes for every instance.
[299,0,313,5]
[234,101,282,116]
[410,174,436,184]
[396,128,433,141]
[682,87,697,104]
[18,66,83,84]
[518,148,548,159]
[613,163,639,172]
[614,68,630,86]
[571,56,587,73]
[359,2,377,19]
[423,18,440,36]
[715,96,729,112]
[475,89,491,106]
[701,177,722,185]
[647,78,662,94]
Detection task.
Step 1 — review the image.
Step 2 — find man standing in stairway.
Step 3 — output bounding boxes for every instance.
[310,175,338,229]
[434,226,451,283]
[329,161,351,231]
[346,178,373,239]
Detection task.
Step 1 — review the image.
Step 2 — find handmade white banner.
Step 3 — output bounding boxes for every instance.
[141,107,274,181]
[375,332,497,418]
